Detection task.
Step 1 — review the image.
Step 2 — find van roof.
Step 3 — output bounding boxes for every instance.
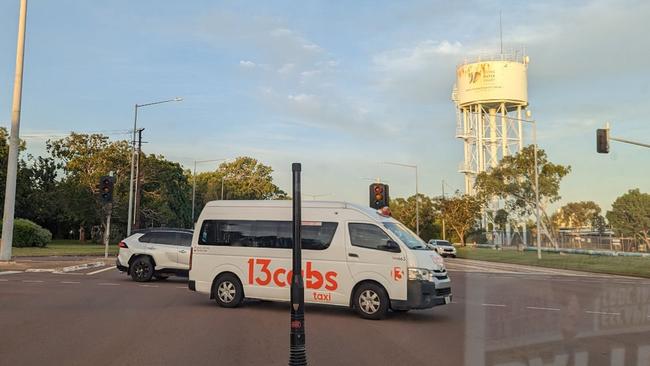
[204,200,387,220]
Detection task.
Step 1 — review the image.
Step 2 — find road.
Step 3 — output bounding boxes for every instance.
[2,259,650,366]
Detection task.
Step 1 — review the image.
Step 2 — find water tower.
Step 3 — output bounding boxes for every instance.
[452,50,530,195]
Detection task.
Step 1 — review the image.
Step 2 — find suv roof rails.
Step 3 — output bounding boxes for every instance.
[131,228,193,235]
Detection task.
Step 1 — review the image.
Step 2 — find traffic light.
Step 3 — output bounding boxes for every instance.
[369,183,389,209]
[596,128,609,153]
[99,176,114,204]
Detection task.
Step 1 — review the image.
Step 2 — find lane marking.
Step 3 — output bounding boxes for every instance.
[0,271,22,275]
[139,284,159,288]
[482,303,506,307]
[22,280,44,283]
[87,266,115,275]
[586,311,620,316]
[0,279,9,282]
[98,283,119,286]
[60,281,81,284]
[526,306,561,311]
[175,286,187,289]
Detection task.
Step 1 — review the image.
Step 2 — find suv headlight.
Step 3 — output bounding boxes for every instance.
[408,267,433,281]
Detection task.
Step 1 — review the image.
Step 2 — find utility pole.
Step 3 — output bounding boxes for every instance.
[1,0,28,261]
[133,128,144,231]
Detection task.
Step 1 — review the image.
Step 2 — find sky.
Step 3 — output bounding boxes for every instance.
[0,0,648,211]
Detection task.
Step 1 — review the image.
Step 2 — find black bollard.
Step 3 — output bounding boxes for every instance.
[289,163,306,365]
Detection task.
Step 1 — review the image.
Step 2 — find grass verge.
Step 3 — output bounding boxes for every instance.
[456,246,650,278]
[13,240,118,257]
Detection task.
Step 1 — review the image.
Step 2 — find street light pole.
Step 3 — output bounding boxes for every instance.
[0,0,28,261]
[441,180,446,241]
[532,121,542,260]
[126,97,182,236]
[384,162,420,237]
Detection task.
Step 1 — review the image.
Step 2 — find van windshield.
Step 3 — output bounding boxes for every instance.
[383,222,428,250]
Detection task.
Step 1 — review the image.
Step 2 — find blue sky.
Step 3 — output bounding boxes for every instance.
[0,0,648,211]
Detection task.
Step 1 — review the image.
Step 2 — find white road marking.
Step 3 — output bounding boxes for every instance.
[98,283,119,286]
[0,271,22,275]
[139,284,159,288]
[0,279,8,282]
[526,306,561,311]
[22,280,44,283]
[176,286,187,289]
[482,303,506,307]
[60,281,80,284]
[586,310,620,316]
[87,266,115,275]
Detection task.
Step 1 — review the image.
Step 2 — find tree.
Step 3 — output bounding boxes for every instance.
[553,201,602,230]
[389,194,440,241]
[434,195,484,246]
[138,154,192,228]
[606,189,650,246]
[475,145,571,245]
[193,157,287,212]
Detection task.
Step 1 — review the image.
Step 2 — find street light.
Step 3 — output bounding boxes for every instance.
[192,158,226,223]
[127,97,183,236]
[0,0,28,262]
[384,162,420,237]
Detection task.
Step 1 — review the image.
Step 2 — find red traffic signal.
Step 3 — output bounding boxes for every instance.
[369,183,389,209]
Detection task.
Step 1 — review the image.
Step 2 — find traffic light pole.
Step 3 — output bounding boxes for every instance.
[103,203,112,259]
[609,137,650,149]
[289,163,306,366]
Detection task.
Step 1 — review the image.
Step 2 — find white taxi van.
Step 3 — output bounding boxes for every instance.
[188,200,451,319]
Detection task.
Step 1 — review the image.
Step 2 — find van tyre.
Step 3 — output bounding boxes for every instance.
[213,274,244,308]
[130,257,154,282]
[353,283,389,320]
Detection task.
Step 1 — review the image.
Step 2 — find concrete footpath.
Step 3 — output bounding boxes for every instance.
[0,256,114,273]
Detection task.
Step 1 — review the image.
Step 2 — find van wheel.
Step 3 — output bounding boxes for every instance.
[353,283,389,320]
[213,274,244,308]
[130,257,154,282]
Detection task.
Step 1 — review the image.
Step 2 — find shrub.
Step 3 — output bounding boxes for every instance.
[10,219,52,247]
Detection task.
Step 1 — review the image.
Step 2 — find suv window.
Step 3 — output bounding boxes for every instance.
[198,220,337,250]
[138,231,185,246]
[348,223,395,251]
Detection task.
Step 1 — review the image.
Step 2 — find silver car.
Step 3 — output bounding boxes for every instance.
[427,239,457,258]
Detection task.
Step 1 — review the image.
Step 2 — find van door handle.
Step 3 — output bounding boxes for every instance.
[348,253,359,258]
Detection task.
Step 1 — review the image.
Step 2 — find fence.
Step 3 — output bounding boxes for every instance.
[473,230,648,253]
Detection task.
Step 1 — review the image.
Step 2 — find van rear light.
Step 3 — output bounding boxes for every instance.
[118,241,128,248]
[189,247,193,271]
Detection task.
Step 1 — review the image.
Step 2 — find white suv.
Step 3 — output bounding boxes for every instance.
[427,239,457,258]
[116,229,193,282]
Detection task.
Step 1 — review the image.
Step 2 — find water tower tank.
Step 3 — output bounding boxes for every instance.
[452,52,530,195]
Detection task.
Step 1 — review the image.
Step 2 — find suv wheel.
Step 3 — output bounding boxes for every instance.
[130,257,154,282]
[213,274,244,308]
[353,283,389,320]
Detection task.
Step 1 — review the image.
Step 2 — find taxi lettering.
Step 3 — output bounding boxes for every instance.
[247,258,338,291]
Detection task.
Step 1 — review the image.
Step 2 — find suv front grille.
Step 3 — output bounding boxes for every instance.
[435,287,451,297]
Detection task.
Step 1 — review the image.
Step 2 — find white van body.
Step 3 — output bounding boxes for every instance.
[189,201,451,318]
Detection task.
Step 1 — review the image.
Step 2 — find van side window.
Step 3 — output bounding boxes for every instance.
[198,220,337,250]
[348,223,395,251]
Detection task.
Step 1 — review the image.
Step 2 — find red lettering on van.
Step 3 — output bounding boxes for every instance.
[246,258,338,291]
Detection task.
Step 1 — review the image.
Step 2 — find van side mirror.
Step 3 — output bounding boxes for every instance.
[383,240,401,253]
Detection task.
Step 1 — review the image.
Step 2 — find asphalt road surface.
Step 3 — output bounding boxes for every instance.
[2,259,650,366]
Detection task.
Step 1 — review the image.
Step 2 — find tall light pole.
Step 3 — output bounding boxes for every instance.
[521,111,542,260]
[0,0,28,261]
[127,97,182,236]
[192,158,225,223]
[384,162,420,237]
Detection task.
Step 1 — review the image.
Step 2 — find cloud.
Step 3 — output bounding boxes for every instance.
[239,60,256,68]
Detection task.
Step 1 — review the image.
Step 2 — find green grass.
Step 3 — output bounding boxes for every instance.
[456,246,650,278]
[12,240,119,257]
